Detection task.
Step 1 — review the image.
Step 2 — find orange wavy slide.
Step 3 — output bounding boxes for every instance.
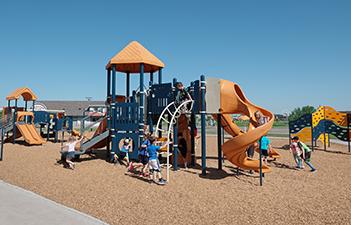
[16,123,45,145]
[217,80,277,173]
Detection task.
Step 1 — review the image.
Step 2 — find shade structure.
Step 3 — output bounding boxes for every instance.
[6,87,38,101]
[106,41,165,73]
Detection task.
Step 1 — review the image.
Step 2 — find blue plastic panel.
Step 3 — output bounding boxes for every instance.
[148,83,173,114]
[289,114,312,134]
[114,102,139,131]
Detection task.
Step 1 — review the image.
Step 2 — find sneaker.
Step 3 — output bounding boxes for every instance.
[158,179,166,185]
[311,169,317,172]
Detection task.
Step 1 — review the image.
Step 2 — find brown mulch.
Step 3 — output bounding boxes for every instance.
[0,137,350,225]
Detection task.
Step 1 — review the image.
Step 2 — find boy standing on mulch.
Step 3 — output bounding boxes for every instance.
[147,136,168,185]
[259,135,271,165]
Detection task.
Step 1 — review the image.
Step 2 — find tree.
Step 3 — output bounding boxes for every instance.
[288,105,316,121]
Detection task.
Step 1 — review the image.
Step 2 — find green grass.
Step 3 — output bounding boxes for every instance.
[232,120,288,128]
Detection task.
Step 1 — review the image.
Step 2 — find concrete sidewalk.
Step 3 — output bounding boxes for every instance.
[0,180,108,225]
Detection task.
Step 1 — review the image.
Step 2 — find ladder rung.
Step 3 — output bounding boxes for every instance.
[161,116,170,124]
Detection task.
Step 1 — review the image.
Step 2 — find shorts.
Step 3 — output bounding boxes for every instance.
[303,151,311,162]
[118,152,127,159]
[66,151,75,160]
[261,149,269,157]
[148,159,161,172]
[139,155,149,165]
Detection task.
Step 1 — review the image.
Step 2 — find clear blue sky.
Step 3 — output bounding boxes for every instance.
[1,0,350,113]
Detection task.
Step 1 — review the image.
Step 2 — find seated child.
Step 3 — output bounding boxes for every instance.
[114,138,131,166]
[128,133,151,176]
[290,136,304,169]
[147,136,168,184]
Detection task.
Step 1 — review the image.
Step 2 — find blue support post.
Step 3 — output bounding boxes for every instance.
[107,69,111,97]
[150,71,154,87]
[7,100,10,122]
[190,82,196,167]
[110,65,117,162]
[13,99,17,144]
[217,113,222,170]
[259,137,263,186]
[139,64,145,143]
[173,123,178,171]
[310,114,314,151]
[172,78,178,170]
[158,68,162,84]
[190,113,196,167]
[347,114,350,152]
[1,128,4,160]
[200,75,206,176]
[126,72,130,102]
[106,69,111,158]
[148,71,153,133]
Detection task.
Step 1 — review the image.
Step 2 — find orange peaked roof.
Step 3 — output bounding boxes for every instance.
[106,41,165,73]
[6,87,38,101]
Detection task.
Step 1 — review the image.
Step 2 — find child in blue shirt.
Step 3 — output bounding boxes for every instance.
[259,135,271,165]
[147,136,168,184]
[128,133,151,176]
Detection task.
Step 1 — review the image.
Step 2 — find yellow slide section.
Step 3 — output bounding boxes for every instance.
[16,123,45,145]
[219,80,275,173]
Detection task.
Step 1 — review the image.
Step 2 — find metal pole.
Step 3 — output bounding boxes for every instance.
[347,114,350,152]
[200,75,206,176]
[147,71,154,133]
[107,69,111,97]
[323,106,326,151]
[1,128,4,161]
[7,100,10,123]
[13,99,18,144]
[173,122,178,171]
[190,113,196,167]
[110,65,117,162]
[190,81,196,167]
[217,113,222,170]
[310,114,314,151]
[259,137,263,186]
[126,72,130,102]
[221,125,225,164]
[158,68,162,84]
[139,63,145,144]
[288,120,292,146]
[106,69,111,159]
[150,71,154,87]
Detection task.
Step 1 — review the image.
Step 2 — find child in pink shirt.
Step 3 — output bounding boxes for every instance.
[290,136,304,169]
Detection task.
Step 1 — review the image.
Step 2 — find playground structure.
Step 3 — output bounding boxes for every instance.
[71,41,280,183]
[0,88,45,146]
[289,106,351,152]
[0,41,279,184]
[0,88,73,153]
